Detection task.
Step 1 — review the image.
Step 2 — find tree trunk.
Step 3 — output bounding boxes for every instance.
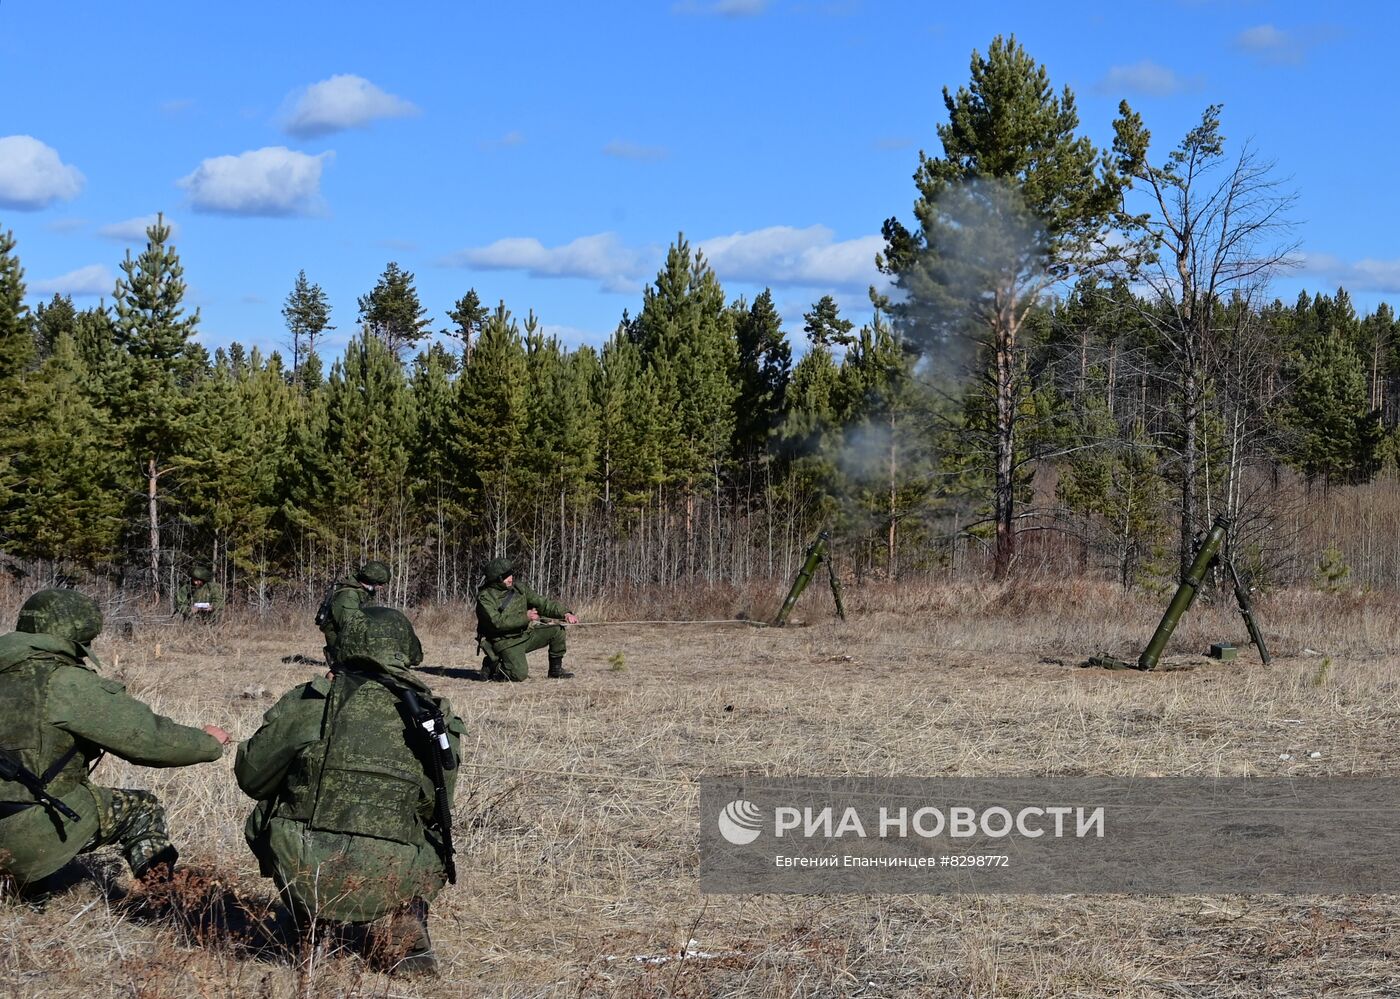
[147,456,161,597]
[993,310,1017,580]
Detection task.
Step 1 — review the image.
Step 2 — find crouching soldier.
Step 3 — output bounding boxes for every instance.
[475,557,578,681]
[0,589,230,891]
[174,562,225,621]
[315,560,390,665]
[236,608,463,976]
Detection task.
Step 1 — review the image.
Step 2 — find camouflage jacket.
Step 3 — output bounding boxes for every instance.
[475,581,570,647]
[174,580,225,618]
[235,666,464,921]
[0,631,223,881]
[319,579,370,647]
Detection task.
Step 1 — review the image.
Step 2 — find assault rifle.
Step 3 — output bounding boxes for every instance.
[394,686,458,885]
[0,747,81,822]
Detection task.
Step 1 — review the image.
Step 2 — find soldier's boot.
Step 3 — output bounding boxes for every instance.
[380,898,437,977]
[547,654,574,679]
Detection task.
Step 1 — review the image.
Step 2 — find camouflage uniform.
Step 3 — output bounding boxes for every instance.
[0,590,224,885]
[475,557,573,681]
[174,563,225,620]
[237,607,462,975]
[318,561,390,664]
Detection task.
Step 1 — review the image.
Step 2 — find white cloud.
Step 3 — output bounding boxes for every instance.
[32,264,114,298]
[179,147,331,217]
[160,98,195,115]
[443,233,651,294]
[1096,60,1198,96]
[541,323,609,347]
[446,225,888,295]
[98,214,179,242]
[0,136,84,210]
[602,140,670,162]
[281,74,419,137]
[699,225,886,291]
[480,130,526,151]
[45,217,89,234]
[1295,252,1400,294]
[1232,24,1327,65]
[673,0,769,14]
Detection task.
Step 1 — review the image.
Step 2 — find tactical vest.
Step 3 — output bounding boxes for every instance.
[279,673,435,846]
[0,634,86,802]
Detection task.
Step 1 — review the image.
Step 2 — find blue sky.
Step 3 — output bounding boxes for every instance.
[1,1,1395,356]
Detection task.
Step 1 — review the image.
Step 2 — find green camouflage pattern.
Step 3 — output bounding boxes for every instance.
[190,562,214,583]
[174,579,225,619]
[356,560,391,585]
[15,588,102,646]
[236,610,462,923]
[319,579,371,658]
[482,557,514,584]
[475,578,570,681]
[337,606,423,670]
[0,626,222,884]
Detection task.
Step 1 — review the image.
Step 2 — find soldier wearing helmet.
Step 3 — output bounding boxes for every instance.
[174,562,226,621]
[475,557,579,681]
[315,560,390,665]
[237,607,463,976]
[0,589,230,892]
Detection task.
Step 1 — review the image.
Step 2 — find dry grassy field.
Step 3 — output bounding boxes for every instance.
[3,580,1400,997]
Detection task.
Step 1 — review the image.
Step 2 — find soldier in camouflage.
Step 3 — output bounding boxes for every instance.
[317,560,390,665]
[0,589,230,891]
[475,557,578,681]
[237,607,463,976]
[174,562,226,620]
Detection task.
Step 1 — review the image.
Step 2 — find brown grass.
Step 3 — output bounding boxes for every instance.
[4,581,1400,996]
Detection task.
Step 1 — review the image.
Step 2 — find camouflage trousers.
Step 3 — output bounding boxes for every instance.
[486,625,566,682]
[88,787,175,877]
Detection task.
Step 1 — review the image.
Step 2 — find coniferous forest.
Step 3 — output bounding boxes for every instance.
[5,38,1400,607]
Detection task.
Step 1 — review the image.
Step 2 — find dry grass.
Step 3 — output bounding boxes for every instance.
[4,580,1400,997]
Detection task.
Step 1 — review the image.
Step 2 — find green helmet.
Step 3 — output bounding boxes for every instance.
[483,557,514,584]
[16,588,103,645]
[335,607,421,670]
[355,560,390,586]
[190,562,213,583]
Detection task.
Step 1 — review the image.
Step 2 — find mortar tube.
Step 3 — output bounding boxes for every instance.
[1137,515,1231,670]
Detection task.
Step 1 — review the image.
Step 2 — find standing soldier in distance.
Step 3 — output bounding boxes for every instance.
[475,557,578,681]
[0,589,230,891]
[316,560,390,665]
[174,562,225,621]
[236,607,462,976]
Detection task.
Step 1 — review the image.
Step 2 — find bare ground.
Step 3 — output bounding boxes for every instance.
[3,580,1400,997]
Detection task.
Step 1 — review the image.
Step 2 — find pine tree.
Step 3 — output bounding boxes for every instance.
[446,288,489,361]
[282,269,334,374]
[32,294,77,363]
[880,35,1131,578]
[111,212,201,589]
[0,228,32,387]
[452,302,527,551]
[3,332,124,569]
[358,262,431,356]
[733,289,792,462]
[1283,327,1382,485]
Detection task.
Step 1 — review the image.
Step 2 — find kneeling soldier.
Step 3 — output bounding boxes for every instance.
[0,589,230,890]
[236,608,463,976]
[475,558,579,681]
[174,562,225,621]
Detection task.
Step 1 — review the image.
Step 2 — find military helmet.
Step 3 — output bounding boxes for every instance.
[483,556,514,584]
[16,588,103,645]
[334,606,421,670]
[190,562,213,583]
[355,560,391,586]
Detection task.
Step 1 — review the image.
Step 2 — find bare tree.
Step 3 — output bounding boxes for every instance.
[1112,103,1298,574]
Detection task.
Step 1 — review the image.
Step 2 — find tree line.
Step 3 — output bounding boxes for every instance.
[2,36,1397,606]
